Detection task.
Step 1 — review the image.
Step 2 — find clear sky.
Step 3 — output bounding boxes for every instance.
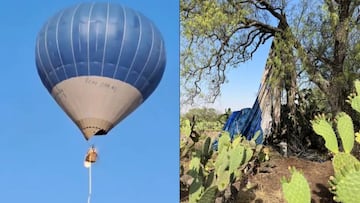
[0,1,178,203]
[209,40,272,112]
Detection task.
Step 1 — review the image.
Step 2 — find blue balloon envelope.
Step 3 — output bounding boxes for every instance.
[35,3,166,140]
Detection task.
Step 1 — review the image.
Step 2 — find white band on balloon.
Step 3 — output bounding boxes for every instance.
[51,76,143,140]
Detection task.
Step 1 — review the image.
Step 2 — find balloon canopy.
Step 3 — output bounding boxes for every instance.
[35,2,166,140]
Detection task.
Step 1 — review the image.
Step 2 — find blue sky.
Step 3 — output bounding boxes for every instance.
[209,41,272,112]
[0,1,178,203]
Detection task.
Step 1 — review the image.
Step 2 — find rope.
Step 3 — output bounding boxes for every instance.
[87,163,92,203]
[85,144,97,203]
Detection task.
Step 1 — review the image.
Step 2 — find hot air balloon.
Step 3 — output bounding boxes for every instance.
[35,2,166,140]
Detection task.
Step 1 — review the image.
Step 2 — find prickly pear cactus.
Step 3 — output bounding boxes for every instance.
[329,164,360,203]
[229,141,245,175]
[332,152,360,176]
[214,136,230,192]
[216,169,230,191]
[310,79,360,203]
[188,151,204,203]
[198,186,217,203]
[203,137,211,156]
[356,131,360,144]
[355,80,360,95]
[185,129,260,202]
[180,118,191,136]
[214,132,255,191]
[217,132,231,153]
[311,114,339,153]
[347,79,360,114]
[281,167,311,203]
[336,112,354,153]
[330,152,360,203]
[201,137,213,165]
[350,95,360,114]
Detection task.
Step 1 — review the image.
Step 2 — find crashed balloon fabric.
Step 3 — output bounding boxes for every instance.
[222,99,266,145]
[35,3,166,139]
[216,45,278,146]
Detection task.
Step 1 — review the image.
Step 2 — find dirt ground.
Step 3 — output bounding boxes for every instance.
[181,148,335,203]
[180,132,335,203]
[242,152,334,203]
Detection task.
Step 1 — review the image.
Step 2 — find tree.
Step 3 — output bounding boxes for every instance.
[183,107,221,122]
[180,0,360,151]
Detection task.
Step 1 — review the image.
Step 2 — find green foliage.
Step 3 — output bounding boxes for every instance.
[181,0,248,39]
[180,118,192,136]
[189,177,204,203]
[214,133,256,192]
[355,80,360,97]
[201,137,213,165]
[228,143,245,175]
[216,168,230,192]
[186,139,217,203]
[311,80,360,154]
[332,152,360,176]
[311,114,339,153]
[310,79,360,203]
[180,117,195,159]
[329,163,360,202]
[336,113,354,153]
[198,186,217,203]
[347,79,360,145]
[347,80,360,114]
[281,167,311,203]
[195,121,223,133]
[183,131,261,202]
[181,108,225,133]
[180,108,227,160]
[280,79,360,203]
[217,133,231,154]
[188,151,204,203]
[183,107,221,123]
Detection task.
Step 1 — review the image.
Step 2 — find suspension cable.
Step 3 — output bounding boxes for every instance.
[87,163,92,203]
[84,146,97,203]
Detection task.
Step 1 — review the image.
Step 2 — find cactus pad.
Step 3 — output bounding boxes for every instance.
[355,132,360,144]
[355,79,360,95]
[336,112,354,153]
[216,169,230,191]
[347,79,360,113]
[180,119,191,136]
[349,95,360,114]
[281,167,311,203]
[332,152,360,177]
[229,144,245,175]
[311,114,339,153]
[329,165,360,203]
[201,137,213,165]
[198,186,217,203]
[218,132,231,153]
